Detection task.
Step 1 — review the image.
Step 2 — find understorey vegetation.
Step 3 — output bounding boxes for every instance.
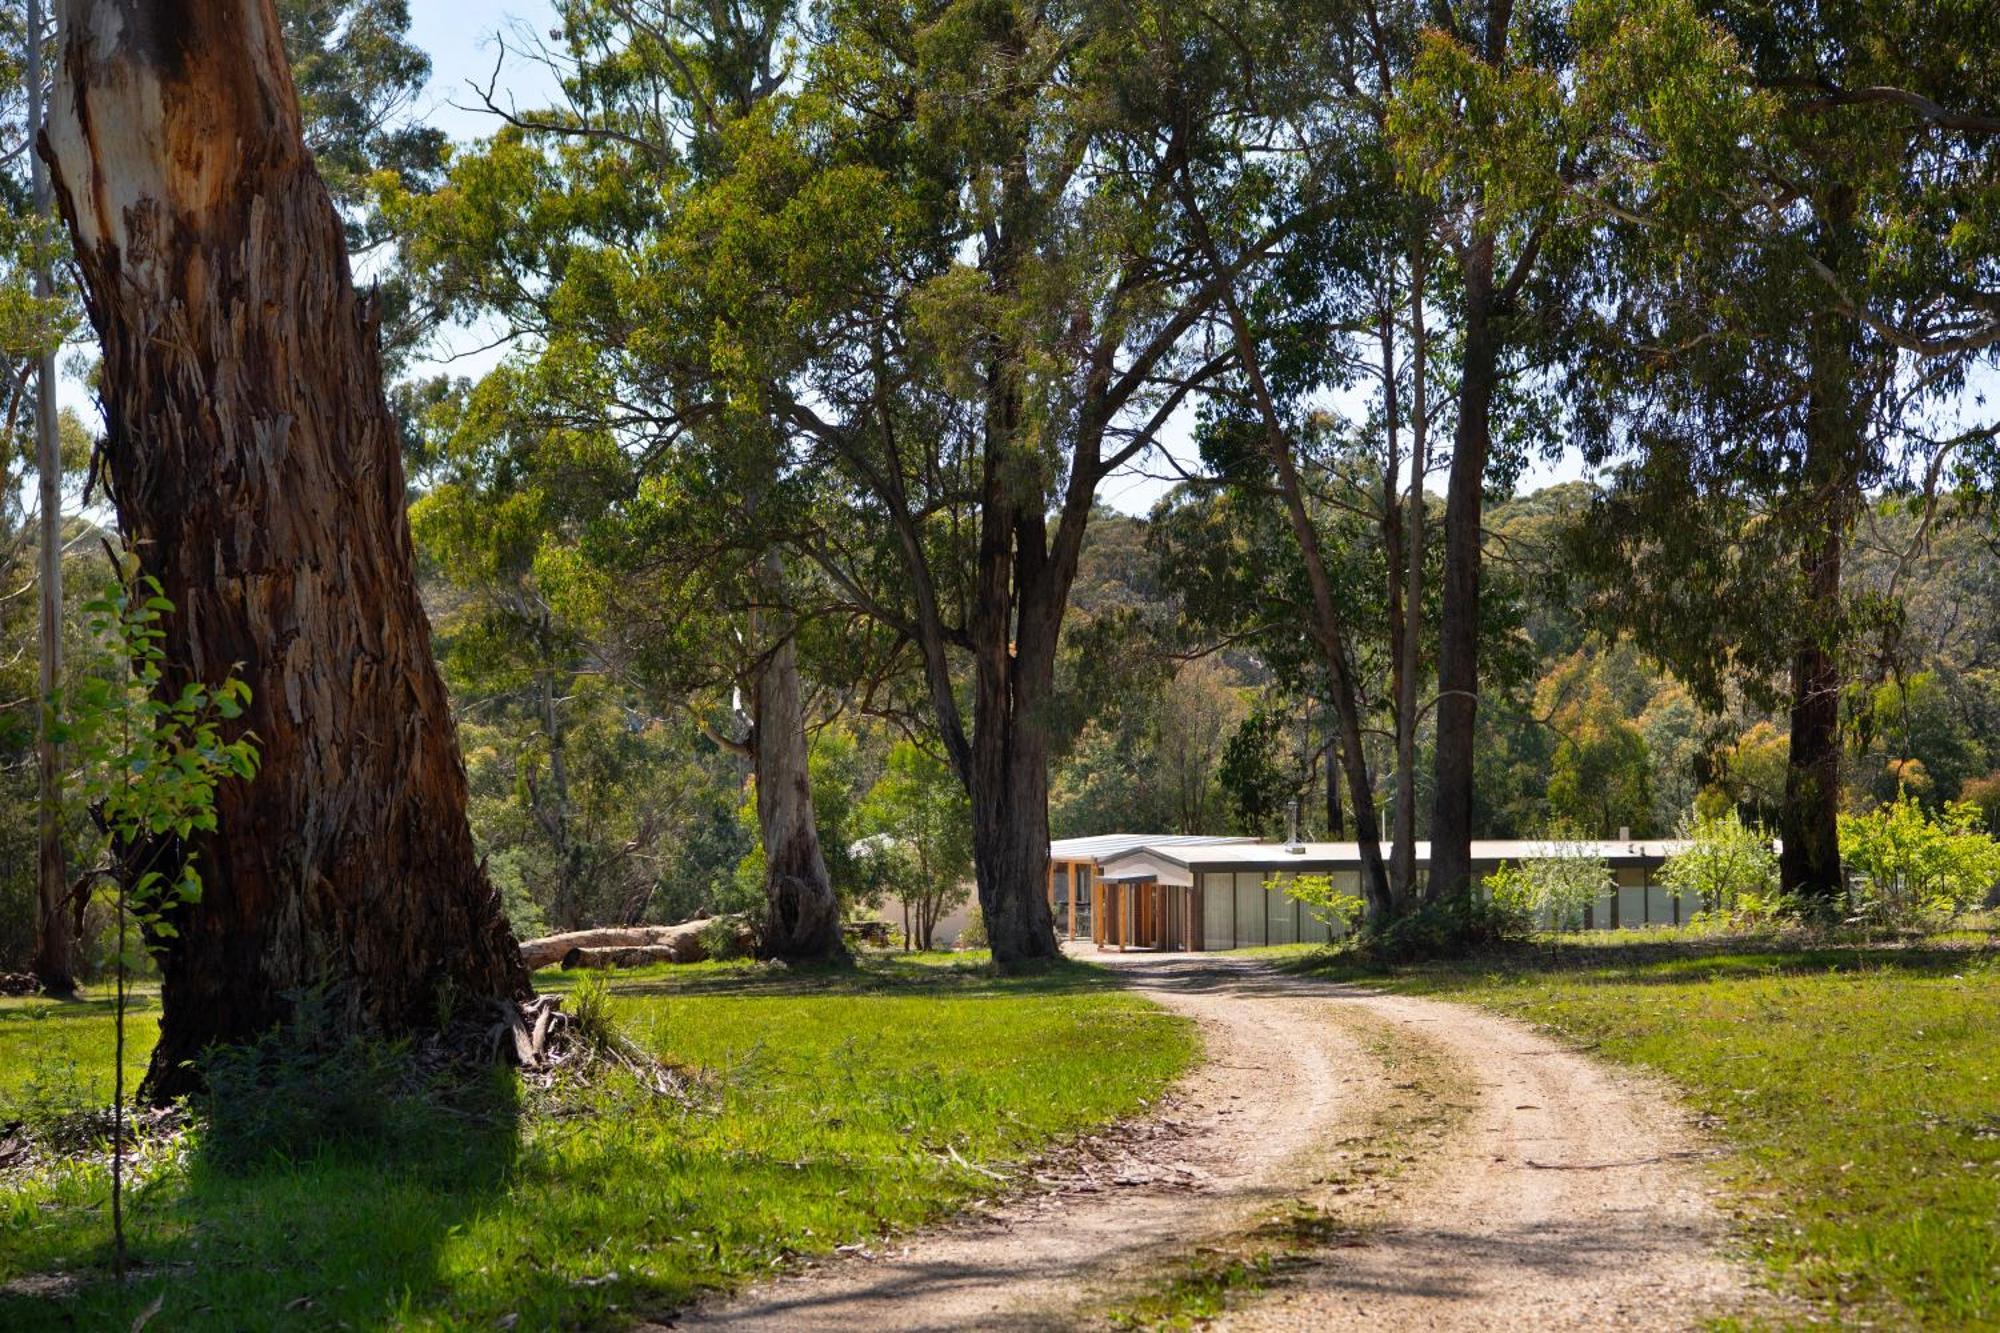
[0,955,1195,1330]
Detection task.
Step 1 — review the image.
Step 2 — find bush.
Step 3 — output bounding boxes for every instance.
[1658,809,1779,919]
[957,904,988,950]
[698,914,754,962]
[1480,835,1610,935]
[564,972,618,1051]
[1840,793,2000,928]
[1357,894,1520,962]
[1277,874,1364,940]
[194,989,458,1170]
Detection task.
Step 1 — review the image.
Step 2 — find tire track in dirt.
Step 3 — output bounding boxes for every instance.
[660,953,1757,1331]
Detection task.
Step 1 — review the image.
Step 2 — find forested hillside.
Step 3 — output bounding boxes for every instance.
[11,481,1996,970]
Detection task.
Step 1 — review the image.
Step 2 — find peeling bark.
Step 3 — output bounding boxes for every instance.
[752,629,845,962]
[42,0,528,1102]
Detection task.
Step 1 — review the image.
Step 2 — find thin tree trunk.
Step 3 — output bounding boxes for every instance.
[1214,290,1392,922]
[44,0,527,1101]
[1393,245,1429,913]
[27,0,74,998]
[1324,743,1344,837]
[1427,231,1497,907]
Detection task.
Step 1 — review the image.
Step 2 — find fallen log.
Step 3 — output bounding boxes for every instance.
[561,943,700,970]
[519,920,706,971]
[523,914,756,971]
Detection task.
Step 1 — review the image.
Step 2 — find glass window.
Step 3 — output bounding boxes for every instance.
[1266,873,1297,946]
[1074,865,1093,938]
[1234,873,1264,948]
[1645,884,1673,927]
[1201,873,1232,950]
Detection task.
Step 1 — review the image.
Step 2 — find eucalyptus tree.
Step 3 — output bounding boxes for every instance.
[739,0,1346,963]
[1387,0,1592,906]
[43,0,527,1099]
[1560,0,2000,906]
[1164,0,1460,922]
[391,1,851,961]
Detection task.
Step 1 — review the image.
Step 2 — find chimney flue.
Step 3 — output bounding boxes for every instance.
[1285,799,1303,852]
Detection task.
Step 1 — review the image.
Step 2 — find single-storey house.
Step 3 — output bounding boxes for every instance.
[1045,834,1254,944]
[1052,836,1695,951]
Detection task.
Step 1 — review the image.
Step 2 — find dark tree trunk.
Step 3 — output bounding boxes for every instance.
[44,0,528,1102]
[1324,750,1344,838]
[1781,203,1861,911]
[752,628,845,961]
[965,477,1062,966]
[1427,233,1498,907]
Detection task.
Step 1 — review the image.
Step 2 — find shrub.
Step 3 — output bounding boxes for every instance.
[1657,809,1779,918]
[957,904,988,950]
[1840,793,2000,928]
[1479,832,1610,935]
[195,989,433,1170]
[1275,874,1364,940]
[564,971,618,1051]
[698,914,754,962]
[1359,894,1520,961]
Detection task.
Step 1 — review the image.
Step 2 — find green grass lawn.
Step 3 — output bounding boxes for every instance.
[0,953,1195,1330]
[1281,932,2000,1329]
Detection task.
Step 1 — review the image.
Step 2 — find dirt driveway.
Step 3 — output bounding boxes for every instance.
[665,952,1757,1331]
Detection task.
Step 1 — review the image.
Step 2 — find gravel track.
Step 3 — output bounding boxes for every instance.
[662,952,1756,1331]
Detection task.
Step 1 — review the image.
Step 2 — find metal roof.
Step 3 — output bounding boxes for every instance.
[1048,833,1255,864]
[1098,838,1693,874]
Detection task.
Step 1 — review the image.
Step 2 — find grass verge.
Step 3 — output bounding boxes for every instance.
[0,953,1195,1330]
[1279,931,2000,1330]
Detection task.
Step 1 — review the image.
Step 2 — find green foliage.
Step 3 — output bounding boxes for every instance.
[561,971,617,1050]
[1217,710,1291,839]
[1657,809,1780,917]
[1276,874,1362,938]
[1481,830,1611,935]
[957,904,988,951]
[858,742,972,950]
[1839,793,2000,927]
[58,576,259,948]
[697,915,754,964]
[1358,894,1522,963]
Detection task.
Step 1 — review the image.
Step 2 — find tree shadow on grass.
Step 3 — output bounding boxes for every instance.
[2,1063,562,1331]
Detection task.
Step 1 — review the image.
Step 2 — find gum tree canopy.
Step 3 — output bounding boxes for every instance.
[43,0,527,1101]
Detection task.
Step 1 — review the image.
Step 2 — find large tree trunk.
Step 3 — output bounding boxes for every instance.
[44,0,528,1102]
[966,487,1063,966]
[1426,232,1497,907]
[1779,525,1846,909]
[752,627,845,961]
[1780,204,1861,911]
